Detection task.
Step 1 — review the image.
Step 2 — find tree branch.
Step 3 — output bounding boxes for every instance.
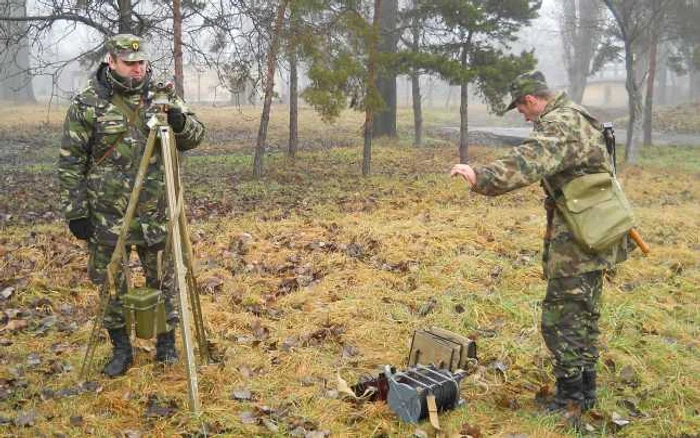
[0,13,112,36]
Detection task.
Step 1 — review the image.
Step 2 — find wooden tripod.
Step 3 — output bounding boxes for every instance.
[80,106,209,415]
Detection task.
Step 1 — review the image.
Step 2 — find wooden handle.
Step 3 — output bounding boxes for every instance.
[629,228,650,255]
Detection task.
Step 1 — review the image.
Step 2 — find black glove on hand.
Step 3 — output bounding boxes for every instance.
[167,107,186,132]
[68,218,93,241]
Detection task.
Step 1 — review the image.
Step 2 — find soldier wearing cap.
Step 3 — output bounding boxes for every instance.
[450,71,630,415]
[58,34,206,377]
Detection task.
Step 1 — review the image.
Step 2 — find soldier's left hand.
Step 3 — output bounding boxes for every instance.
[450,164,476,186]
[167,107,186,132]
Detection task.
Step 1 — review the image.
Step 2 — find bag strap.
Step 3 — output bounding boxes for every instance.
[111,93,147,133]
[567,104,618,173]
[542,177,556,200]
[93,94,144,166]
[567,104,602,131]
[541,103,615,199]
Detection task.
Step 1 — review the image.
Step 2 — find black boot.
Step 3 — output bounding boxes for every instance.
[582,369,597,411]
[103,327,133,377]
[546,374,584,413]
[156,330,178,364]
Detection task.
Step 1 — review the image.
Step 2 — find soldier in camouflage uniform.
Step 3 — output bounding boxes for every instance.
[58,34,206,377]
[451,71,630,413]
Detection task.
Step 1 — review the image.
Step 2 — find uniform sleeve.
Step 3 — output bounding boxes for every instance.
[171,97,205,151]
[470,121,574,197]
[58,100,94,220]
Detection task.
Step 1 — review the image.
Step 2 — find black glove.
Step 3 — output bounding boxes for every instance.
[167,107,186,132]
[68,218,93,241]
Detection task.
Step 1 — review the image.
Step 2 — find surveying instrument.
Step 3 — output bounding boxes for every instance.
[80,80,210,415]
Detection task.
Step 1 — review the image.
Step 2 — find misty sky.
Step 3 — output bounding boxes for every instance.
[23,0,570,100]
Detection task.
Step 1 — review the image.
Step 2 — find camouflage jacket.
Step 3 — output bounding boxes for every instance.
[471,92,628,279]
[58,63,206,246]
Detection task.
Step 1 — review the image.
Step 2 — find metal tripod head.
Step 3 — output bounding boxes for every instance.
[152,80,174,107]
[148,79,176,128]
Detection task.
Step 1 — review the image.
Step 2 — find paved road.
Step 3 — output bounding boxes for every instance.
[464,126,700,146]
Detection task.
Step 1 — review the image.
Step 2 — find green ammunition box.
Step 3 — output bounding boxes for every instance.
[123,287,167,339]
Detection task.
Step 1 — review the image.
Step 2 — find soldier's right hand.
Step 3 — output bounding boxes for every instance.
[68,218,94,240]
[450,164,476,186]
[167,107,186,132]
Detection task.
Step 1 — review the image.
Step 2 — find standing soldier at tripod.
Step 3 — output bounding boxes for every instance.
[58,34,206,377]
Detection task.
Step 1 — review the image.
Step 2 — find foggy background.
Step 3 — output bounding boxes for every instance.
[0,0,693,109]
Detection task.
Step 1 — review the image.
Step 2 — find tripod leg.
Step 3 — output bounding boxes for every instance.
[80,128,159,380]
[160,133,207,356]
[159,125,201,415]
[159,210,209,364]
[167,135,210,362]
[183,243,209,363]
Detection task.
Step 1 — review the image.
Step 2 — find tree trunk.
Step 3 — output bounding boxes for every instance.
[604,0,640,164]
[288,40,298,158]
[410,0,422,147]
[0,0,35,102]
[372,0,397,138]
[426,79,433,108]
[643,25,658,145]
[459,45,469,164]
[624,41,642,163]
[560,0,601,104]
[691,67,700,103]
[411,73,422,147]
[173,0,184,98]
[118,0,132,33]
[567,69,587,104]
[657,43,668,105]
[253,0,288,179]
[364,0,382,176]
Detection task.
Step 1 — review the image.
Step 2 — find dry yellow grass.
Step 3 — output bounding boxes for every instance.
[0,103,698,437]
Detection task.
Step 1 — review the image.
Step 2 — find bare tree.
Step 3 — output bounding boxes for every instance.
[118,0,133,33]
[0,0,150,101]
[0,0,35,102]
[602,0,671,163]
[0,0,216,100]
[665,0,700,102]
[408,0,422,147]
[287,5,299,158]
[173,0,184,97]
[557,0,604,103]
[185,0,283,109]
[458,29,469,164]
[364,0,381,176]
[253,0,289,179]
[643,6,662,145]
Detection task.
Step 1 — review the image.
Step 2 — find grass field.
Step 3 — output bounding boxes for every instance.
[0,103,698,437]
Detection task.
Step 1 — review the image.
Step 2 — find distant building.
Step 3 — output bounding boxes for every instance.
[582,61,627,107]
[582,58,691,108]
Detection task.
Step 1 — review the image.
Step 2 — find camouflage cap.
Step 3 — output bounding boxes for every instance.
[105,34,150,62]
[506,70,550,111]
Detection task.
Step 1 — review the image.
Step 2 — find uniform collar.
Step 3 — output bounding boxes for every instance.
[540,91,569,118]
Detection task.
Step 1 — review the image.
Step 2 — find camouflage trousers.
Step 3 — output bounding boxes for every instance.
[88,242,179,330]
[541,270,603,379]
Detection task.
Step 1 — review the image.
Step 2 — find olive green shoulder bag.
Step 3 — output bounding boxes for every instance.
[543,172,636,253]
